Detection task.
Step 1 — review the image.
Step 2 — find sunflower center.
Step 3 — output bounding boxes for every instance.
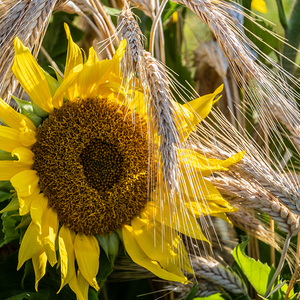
[80,139,124,193]
[32,98,150,236]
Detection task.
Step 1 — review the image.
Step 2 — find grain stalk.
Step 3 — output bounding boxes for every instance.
[117,4,180,191]
[0,0,58,102]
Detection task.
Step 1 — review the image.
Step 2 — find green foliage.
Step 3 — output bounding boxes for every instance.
[183,283,197,300]
[194,294,226,300]
[232,240,296,299]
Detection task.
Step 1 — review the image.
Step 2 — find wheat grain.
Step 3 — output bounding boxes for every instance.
[210,176,300,236]
[0,0,58,102]
[191,256,248,295]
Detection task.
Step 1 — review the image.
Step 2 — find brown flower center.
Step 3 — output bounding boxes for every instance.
[32,98,149,235]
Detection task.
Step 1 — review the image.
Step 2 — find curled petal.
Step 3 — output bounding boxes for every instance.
[32,248,47,291]
[58,226,76,292]
[30,193,48,231]
[42,207,59,266]
[12,147,34,165]
[0,98,36,131]
[0,126,23,152]
[11,170,39,197]
[19,128,37,147]
[18,186,40,216]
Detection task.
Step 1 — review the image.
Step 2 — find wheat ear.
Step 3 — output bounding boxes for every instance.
[191,256,248,295]
[210,176,300,236]
[117,4,180,191]
[0,0,58,102]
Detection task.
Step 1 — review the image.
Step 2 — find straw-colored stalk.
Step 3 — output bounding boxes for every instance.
[117,4,180,191]
[0,0,58,102]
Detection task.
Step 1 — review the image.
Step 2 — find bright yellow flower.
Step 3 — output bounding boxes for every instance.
[0,24,244,299]
[251,0,267,14]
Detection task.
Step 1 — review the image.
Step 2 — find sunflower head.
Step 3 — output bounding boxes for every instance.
[0,23,244,299]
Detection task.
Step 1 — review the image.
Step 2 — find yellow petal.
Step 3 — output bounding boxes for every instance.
[0,98,36,131]
[42,207,59,266]
[122,225,188,283]
[177,85,223,141]
[131,217,193,276]
[18,186,40,216]
[251,0,267,13]
[32,248,47,291]
[178,149,245,177]
[0,195,19,213]
[12,37,53,113]
[11,170,39,197]
[77,47,101,99]
[0,126,23,152]
[64,23,83,78]
[19,128,37,147]
[52,65,82,107]
[0,161,31,180]
[18,220,43,270]
[146,200,208,242]
[77,271,89,300]
[12,147,34,165]
[30,193,48,231]
[58,226,76,292]
[68,272,86,300]
[74,233,100,291]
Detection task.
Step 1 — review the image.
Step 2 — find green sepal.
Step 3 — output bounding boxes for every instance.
[194,294,227,300]
[0,190,13,202]
[96,249,114,288]
[11,95,43,127]
[11,95,34,114]
[15,215,31,230]
[0,211,21,247]
[0,150,17,161]
[50,67,63,85]
[43,69,59,97]
[31,99,49,118]
[96,232,119,263]
[0,195,19,213]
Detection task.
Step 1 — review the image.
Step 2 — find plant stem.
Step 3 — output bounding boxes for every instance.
[264,233,292,298]
[282,0,300,75]
[275,0,288,32]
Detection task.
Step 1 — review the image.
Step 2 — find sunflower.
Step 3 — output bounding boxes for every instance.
[0,24,244,299]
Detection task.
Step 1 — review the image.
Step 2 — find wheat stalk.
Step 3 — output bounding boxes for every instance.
[0,0,58,102]
[117,4,180,191]
[173,0,300,157]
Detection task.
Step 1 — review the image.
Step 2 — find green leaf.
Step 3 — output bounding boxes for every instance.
[232,240,274,295]
[162,3,181,23]
[96,251,114,287]
[103,5,121,16]
[194,293,226,300]
[0,190,13,202]
[11,96,34,114]
[0,150,17,161]
[183,283,197,300]
[88,288,99,300]
[0,211,21,247]
[96,232,119,263]
[0,181,14,191]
